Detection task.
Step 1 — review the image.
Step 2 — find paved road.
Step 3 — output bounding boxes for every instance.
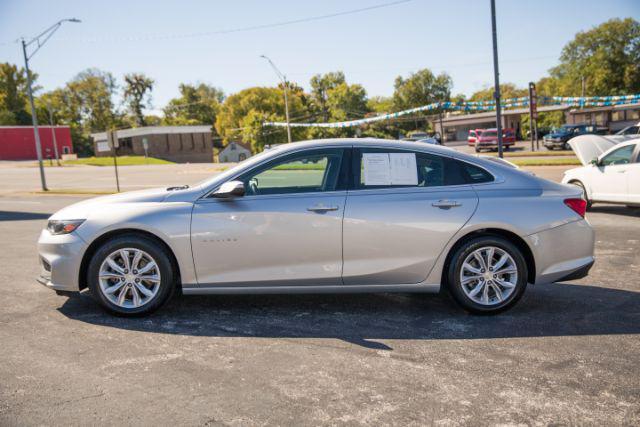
[0,193,638,425]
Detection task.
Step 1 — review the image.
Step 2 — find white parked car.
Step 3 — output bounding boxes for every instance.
[562,135,640,208]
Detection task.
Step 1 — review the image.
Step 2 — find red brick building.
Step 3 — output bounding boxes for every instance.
[0,126,73,161]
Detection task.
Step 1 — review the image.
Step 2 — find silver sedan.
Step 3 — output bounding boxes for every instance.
[37,139,595,315]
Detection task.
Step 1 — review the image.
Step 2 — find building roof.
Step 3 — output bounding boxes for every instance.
[568,103,640,114]
[91,125,212,141]
[439,104,571,125]
[0,125,71,129]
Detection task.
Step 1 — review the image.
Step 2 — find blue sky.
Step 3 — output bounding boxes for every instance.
[1,0,638,115]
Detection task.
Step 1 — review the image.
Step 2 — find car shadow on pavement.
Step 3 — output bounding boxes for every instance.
[0,211,51,221]
[589,205,640,218]
[58,282,640,350]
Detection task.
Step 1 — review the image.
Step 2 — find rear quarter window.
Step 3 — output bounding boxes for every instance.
[460,162,494,183]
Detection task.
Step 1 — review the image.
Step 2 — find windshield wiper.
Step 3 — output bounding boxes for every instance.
[166,185,190,191]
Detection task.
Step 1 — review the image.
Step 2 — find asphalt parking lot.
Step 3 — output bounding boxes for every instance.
[1,179,639,425]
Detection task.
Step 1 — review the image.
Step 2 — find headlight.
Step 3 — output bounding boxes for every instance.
[47,219,85,235]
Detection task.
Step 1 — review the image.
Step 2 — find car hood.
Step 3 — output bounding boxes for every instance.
[546,131,570,138]
[49,187,173,220]
[568,135,618,165]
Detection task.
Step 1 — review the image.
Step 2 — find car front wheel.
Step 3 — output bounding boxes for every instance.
[447,236,528,314]
[87,234,176,316]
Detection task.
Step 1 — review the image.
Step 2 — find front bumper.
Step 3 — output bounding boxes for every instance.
[526,218,595,285]
[543,139,567,148]
[37,229,87,292]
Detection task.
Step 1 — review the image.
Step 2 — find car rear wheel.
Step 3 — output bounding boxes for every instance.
[447,236,528,314]
[87,235,176,316]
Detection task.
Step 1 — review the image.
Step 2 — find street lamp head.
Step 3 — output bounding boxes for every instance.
[66,18,81,23]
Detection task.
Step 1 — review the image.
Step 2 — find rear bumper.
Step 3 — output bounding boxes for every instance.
[555,259,595,282]
[526,219,595,285]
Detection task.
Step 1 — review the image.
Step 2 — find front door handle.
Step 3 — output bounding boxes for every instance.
[432,200,461,208]
[307,205,339,212]
[617,170,627,173]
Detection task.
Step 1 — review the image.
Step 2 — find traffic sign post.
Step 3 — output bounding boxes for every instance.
[528,82,538,152]
[142,137,149,164]
[107,130,120,192]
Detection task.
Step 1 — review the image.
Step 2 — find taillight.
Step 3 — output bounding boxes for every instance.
[564,198,587,218]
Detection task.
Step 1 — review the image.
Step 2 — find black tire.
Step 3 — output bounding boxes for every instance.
[446,236,528,315]
[571,181,592,211]
[562,142,569,150]
[475,147,481,153]
[87,234,176,316]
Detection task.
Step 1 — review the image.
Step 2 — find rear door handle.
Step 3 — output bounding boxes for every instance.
[307,205,339,212]
[432,200,461,208]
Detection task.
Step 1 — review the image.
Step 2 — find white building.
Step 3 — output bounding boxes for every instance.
[218,141,251,163]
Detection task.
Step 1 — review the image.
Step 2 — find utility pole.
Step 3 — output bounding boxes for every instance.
[490,0,504,158]
[46,103,61,166]
[438,109,445,145]
[260,55,292,143]
[20,18,81,191]
[22,40,47,190]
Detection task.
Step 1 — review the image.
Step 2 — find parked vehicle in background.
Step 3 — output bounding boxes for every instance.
[403,132,442,144]
[37,139,595,316]
[525,127,552,140]
[467,129,484,146]
[416,137,441,145]
[615,122,640,136]
[475,128,515,152]
[543,124,606,150]
[562,135,640,208]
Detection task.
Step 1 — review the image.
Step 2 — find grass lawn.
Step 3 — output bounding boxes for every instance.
[477,150,575,157]
[510,157,582,166]
[48,156,174,167]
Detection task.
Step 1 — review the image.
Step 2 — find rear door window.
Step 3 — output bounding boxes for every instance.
[352,148,468,190]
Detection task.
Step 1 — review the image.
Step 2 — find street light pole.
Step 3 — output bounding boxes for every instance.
[20,18,81,190]
[21,39,47,189]
[489,0,504,158]
[260,55,292,143]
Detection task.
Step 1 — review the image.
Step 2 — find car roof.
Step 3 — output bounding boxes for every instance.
[272,138,458,156]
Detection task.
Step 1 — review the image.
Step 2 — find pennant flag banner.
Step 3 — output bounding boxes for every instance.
[263,94,640,129]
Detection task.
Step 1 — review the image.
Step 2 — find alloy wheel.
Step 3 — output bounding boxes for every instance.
[98,248,161,309]
[459,246,518,306]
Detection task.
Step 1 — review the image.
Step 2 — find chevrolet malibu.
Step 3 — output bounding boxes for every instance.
[38,139,595,316]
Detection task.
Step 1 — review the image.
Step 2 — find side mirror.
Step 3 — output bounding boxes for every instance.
[212,180,245,198]
[590,158,599,166]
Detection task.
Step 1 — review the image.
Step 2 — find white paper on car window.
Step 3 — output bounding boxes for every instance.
[363,153,391,185]
[363,152,418,186]
[389,153,418,185]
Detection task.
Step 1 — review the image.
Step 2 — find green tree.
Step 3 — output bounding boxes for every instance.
[392,69,452,111]
[65,68,118,133]
[550,18,640,96]
[163,83,224,127]
[0,62,35,125]
[367,95,393,114]
[469,83,528,102]
[123,73,154,126]
[309,71,346,121]
[215,86,307,152]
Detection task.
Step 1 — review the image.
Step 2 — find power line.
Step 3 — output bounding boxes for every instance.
[46,0,413,44]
